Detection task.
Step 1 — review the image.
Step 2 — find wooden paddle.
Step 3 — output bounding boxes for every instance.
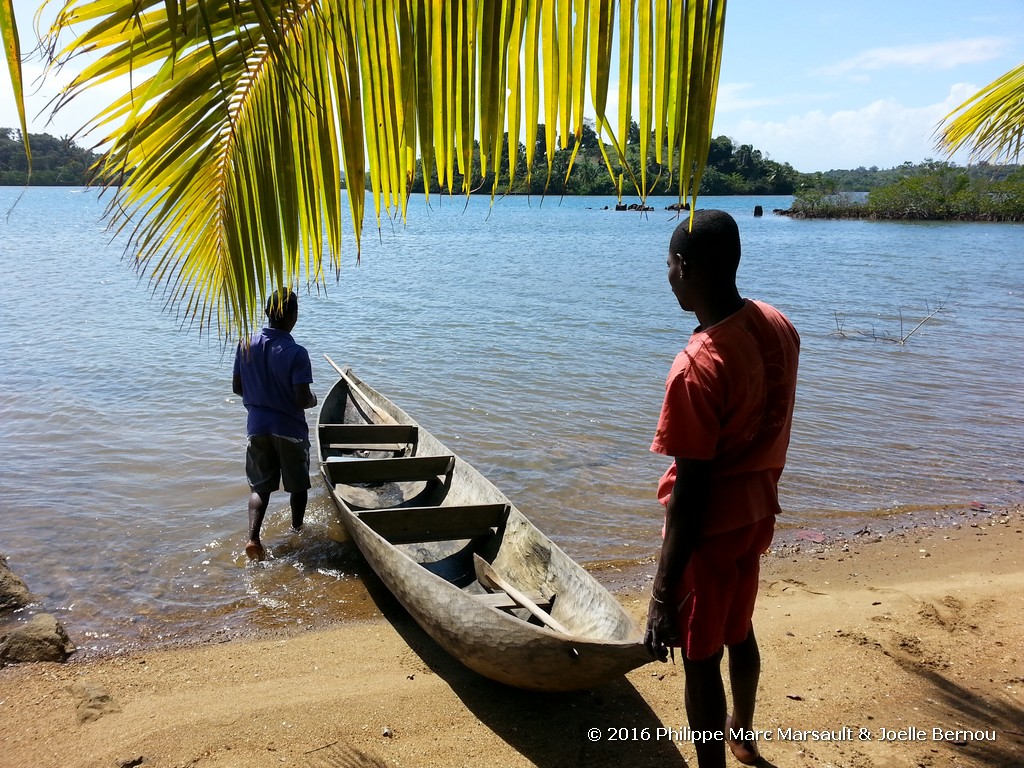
[473,554,571,636]
[323,355,398,425]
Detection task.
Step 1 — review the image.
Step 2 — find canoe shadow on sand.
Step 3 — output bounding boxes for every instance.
[354,565,692,768]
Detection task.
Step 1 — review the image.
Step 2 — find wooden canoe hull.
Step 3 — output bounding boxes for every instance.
[317,367,651,692]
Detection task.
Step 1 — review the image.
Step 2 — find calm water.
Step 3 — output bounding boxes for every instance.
[1,187,1022,653]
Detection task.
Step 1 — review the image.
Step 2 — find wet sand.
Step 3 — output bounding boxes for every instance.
[1,506,1022,768]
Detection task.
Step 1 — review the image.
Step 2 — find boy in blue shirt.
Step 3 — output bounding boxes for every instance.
[232,289,317,561]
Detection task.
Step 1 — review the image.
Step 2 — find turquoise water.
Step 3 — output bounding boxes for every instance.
[1,187,1022,652]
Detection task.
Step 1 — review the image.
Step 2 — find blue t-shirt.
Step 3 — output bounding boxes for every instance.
[233,328,314,440]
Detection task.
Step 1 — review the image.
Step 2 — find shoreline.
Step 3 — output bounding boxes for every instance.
[1,506,1021,767]
[1,501,1017,662]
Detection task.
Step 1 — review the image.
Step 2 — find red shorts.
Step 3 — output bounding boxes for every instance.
[672,515,775,661]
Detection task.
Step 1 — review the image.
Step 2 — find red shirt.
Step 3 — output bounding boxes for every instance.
[651,300,800,535]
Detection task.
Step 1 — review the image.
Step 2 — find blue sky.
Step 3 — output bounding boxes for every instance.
[711,1,1024,170]
[3,0,1022,172]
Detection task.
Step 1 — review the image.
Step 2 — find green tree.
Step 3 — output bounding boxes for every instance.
[0,128,100,184]
[707,135,735,173]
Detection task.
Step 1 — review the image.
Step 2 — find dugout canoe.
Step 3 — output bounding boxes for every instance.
[316,361,651,691]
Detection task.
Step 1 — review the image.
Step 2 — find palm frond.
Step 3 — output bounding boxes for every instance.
[38,0,727,340]
[936,62,1024,165]
[1,0,30,166]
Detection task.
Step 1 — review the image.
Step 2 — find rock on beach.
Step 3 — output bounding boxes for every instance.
[0,554,31,611]
[0,613,76,666]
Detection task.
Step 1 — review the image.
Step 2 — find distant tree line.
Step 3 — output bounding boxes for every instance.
[0,129,102,185]
[2,123,801,195]
[784,161,1024,221]
[797,160,1022,193]
[5,126,1020,221]
[408,123,800,197]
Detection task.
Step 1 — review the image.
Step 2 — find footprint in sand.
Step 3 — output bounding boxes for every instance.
[764,578,829,598]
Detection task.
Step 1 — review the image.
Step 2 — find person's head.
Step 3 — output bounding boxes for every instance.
[666,209,741,312]
[265,288,299,331]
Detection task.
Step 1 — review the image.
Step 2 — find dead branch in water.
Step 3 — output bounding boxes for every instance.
[828,292,953,345]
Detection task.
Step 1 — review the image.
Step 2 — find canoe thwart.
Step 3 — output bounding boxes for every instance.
[473,554,571,636]
[319,423,419,449]
[358,503,510,544]
[474,590,552,612]
[324,455,455,485]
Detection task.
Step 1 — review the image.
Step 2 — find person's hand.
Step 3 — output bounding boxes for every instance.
[643,596,681,662]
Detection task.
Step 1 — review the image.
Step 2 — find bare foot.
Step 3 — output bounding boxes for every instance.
[725,715,761,765]
[245,540,266,562]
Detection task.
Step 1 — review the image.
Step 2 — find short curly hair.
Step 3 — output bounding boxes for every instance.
[265,288,298,326]
[669,209,741,280]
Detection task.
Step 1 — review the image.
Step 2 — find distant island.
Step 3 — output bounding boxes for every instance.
[779,161,1024,222]
[1,129,102,186]
[3,127,1021,221]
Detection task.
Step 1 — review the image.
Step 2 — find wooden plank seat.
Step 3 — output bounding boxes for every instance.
[324,455,455,485]
[319,423,419,452]
[357,503,510,544]
[475,590,552,612]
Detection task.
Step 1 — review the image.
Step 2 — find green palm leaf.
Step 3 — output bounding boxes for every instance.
[1,0,30,166]
[30,0,728,340]
[936,62,1024,165]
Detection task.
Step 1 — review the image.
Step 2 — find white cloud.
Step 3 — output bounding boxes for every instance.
[820,38,1010,78]
[1,58,128,145]
[715,82,786,113]
[722,84,980,171]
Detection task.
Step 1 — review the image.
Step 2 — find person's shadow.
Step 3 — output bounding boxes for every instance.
[350,565,690,767]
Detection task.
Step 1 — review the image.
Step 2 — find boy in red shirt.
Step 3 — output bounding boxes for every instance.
[645,210,799,767]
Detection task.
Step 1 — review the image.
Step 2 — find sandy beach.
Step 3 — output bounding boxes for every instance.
[1,506,1021,768]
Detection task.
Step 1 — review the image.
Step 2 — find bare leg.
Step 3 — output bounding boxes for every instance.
[246,491,270,561]
[725,628,762,765]
[682,648,727,768]
[290,488,308,531]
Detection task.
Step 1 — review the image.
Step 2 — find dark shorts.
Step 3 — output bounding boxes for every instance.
[673,515,775,661]
[245,434,312,495]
